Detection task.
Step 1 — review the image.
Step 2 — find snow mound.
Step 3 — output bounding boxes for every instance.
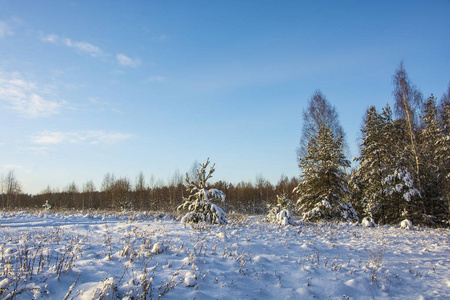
[361,217,375,227]
[151,242,164,254]
[277,209,292,226]
[184,271,197,287]
[400,219,413,230]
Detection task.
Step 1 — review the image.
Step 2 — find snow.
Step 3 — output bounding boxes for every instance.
[276,209,292,226]
[400,219,413,230]
[362,217,375,227]
[184,272,197,287]
[0,211,448,299]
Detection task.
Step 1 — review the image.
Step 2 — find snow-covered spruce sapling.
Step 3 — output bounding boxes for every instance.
[42,200,51,211]
[266,193,293,226]
[178,159,227,225]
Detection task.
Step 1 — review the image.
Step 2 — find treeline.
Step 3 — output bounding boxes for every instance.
[1,171,299,214]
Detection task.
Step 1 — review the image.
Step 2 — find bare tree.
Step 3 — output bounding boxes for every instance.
[187,160,200,186]
[101,173,115,209]
[135,171,146,209]
[82,180,96,209]
[64,182,79,208]
[111,177,133,210]
[439,82,450,135]
[1,170,22,209]
[392,62,423,188]
[298,90,346,158]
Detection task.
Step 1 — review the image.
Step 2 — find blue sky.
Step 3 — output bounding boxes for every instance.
[1,0,449,194]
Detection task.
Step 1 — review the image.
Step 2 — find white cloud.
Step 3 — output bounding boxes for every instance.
[145,76,166,83]
[32,130,133,145]
[40,33,104,57]
[0,21,13,38]
[64,39,103,57]
[116,54,140,67]
[0,72,63,118]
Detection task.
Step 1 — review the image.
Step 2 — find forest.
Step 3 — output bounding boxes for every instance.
[1,63,449,227]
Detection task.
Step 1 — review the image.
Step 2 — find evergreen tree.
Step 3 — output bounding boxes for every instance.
[266,193,293,226]
[352,105,391,222]
[433,99,450,220]
[178,159,227,225]
[352,104,422,224]
[382,167,421,223]
[295,125,357,222]
[382,114,422,224]
[419,95,448,222]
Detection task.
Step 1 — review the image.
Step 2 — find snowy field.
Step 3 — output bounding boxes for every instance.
[0,211,448,299]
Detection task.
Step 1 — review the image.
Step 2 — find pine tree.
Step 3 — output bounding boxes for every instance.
[178,159,227,225]
[295,125,357,222]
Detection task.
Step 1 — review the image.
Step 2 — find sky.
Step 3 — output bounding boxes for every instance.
[1,0,449,195]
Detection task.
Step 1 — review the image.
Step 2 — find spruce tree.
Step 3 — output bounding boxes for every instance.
[419,95,448,222]
[433,100,450,221]
[383,112,422,224]
[178,159,227,225]
[266,193,293,226]
[295,125,357,222]
[352,105,391,222]
[353,104,422,224]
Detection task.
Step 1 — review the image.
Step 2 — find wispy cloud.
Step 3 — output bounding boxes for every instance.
[116,54,140,67]
[0,21,13,38]
[145,76,166,83]
[64,38,103,57]
[0,72,64,118]
[40,33,104,57]
[40,33,139,66]
[32,130,133,145]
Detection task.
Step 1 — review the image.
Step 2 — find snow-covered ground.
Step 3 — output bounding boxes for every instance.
[0,211,448,299]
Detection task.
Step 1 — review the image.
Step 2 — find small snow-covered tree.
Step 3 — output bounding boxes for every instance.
[42,200,52,211]
[295,125,358,222]
[266,193,293,226]
[178,159,227,225]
